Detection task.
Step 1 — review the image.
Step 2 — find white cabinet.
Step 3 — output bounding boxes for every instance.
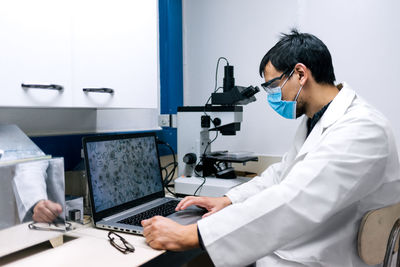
[71,0,158,108]
[0,0,73,107]
[0,0,158,109]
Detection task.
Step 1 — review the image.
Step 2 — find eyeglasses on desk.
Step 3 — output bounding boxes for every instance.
[108,231,135,254]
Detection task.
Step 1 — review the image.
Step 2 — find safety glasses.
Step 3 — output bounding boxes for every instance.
[261,70,294,93]
[261,73,285,92]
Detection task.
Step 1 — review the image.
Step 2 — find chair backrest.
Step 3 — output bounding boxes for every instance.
[358,203,400,265]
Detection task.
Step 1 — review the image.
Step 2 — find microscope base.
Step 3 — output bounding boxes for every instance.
[174,176,251,197]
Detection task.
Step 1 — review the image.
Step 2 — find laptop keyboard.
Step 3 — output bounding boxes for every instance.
[117,200,180,226]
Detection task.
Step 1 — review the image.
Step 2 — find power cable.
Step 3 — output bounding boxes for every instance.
[193,57,229,195]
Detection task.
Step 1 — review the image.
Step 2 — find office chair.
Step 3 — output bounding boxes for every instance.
[358,203,400,266]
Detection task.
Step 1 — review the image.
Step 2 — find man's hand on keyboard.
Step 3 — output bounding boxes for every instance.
[141,216,199,251]
[175,196,232,218]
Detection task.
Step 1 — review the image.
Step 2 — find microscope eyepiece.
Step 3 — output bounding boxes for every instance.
[241,85,260,98]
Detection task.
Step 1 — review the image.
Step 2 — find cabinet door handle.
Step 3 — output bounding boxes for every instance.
[21,83,64,91]
[83,88,114,94]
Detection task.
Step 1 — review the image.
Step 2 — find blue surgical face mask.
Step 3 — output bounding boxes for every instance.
[265,71,303,119]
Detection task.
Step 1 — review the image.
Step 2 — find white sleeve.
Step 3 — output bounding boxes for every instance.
[12,160,49,222]
[225,154,287,203]
[198,117,390,267]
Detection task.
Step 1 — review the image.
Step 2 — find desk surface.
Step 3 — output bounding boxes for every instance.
[0,222,62,258]
[0,223,165,267]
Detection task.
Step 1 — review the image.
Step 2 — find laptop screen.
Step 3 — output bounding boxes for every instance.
[84,133,164,213]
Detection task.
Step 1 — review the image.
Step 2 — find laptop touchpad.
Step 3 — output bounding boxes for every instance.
[167,206,206,225]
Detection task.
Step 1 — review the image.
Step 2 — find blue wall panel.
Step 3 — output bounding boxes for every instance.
[159,0,183,115]
[158,0,183,157]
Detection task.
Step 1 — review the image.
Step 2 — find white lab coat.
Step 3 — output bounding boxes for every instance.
[12,160,49,222]
[0,160,48,230]
[0,158,65,230]
[198,83,400,267]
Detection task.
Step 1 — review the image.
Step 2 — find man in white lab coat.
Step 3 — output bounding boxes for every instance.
[0,159,63,230]
[142,29,400,266]
[12,160,63,223]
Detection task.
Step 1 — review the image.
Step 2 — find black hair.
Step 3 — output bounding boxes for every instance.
[259,29,336,85]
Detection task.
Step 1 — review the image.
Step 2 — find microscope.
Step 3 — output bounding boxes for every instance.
[174,61,260,197]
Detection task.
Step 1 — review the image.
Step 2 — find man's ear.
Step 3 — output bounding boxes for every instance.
[294,63,308,86]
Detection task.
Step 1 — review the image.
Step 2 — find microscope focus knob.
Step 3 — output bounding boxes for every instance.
[183,153,197,164]
[213,118,221,126]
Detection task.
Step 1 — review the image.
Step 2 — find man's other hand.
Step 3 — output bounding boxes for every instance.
[32,200,62,223]
[175,196,232,218]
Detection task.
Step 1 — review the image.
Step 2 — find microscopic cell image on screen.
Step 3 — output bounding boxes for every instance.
[86,136,163,212]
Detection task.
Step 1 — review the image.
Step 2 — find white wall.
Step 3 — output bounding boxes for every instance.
[183,0,400,156]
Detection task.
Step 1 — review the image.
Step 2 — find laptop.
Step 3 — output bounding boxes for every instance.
[83,132,204,235]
